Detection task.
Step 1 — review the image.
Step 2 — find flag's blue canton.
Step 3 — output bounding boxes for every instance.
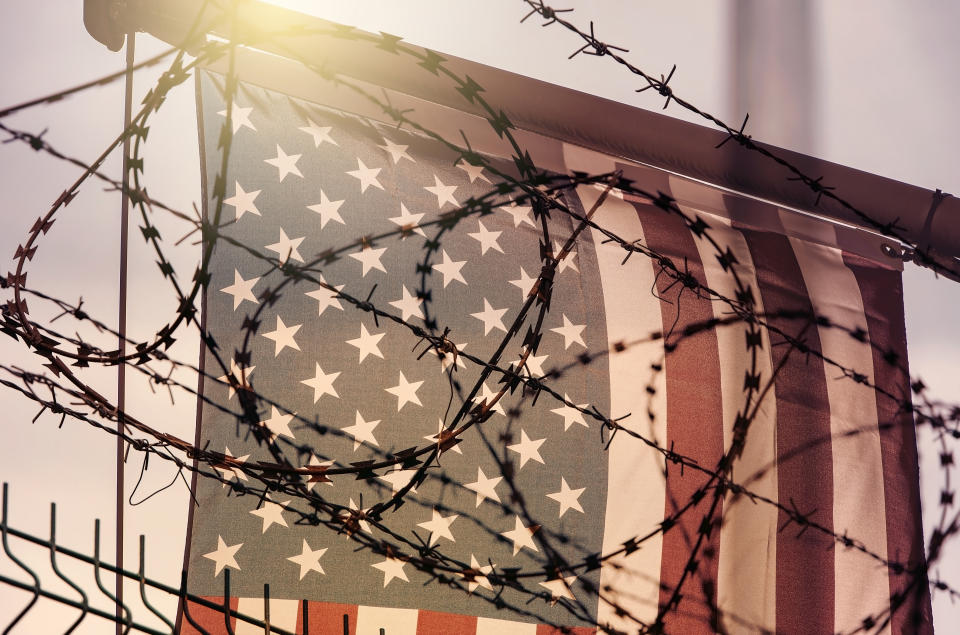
[188,70,611,627]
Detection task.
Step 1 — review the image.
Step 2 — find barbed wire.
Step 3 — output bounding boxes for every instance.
[0,1,955,633]
[518,0,960,284]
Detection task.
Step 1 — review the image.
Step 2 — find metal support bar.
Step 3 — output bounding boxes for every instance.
[0,484,295,635]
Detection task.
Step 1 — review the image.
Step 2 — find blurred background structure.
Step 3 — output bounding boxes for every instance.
[0,1,957,631]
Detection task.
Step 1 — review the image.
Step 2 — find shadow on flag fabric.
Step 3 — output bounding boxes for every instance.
[180,58,932,634]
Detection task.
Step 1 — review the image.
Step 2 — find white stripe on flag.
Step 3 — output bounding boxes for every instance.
[784,212,891,634]
[235,597,298,634]
[356,605,419,635]
[564,143,667,632]
[683,207,779,633]
[475,616,537,635]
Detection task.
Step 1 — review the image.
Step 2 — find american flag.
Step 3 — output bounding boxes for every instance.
[181,65,931,634]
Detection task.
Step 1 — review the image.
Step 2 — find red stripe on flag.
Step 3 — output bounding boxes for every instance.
[416,608,478,634]
[742,229,835,633]
[630,197,725,633]
[298,601,358,635]
[843,253,934,633]
[180,596,238,634]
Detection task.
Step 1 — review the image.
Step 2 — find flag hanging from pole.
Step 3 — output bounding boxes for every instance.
[180,38,931,634]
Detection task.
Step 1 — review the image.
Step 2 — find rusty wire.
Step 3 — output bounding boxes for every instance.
[0,1,956,633]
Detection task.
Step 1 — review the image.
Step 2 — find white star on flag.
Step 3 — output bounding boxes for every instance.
[345,323,385,362]
[424,419,463,455]
[472,382,506,416]
[468,220,504,255]
[471,298,508,335]
[377,468,420,494]
[249,493,290,533]
[385,371,424,411]
[388,203,426,237]
[500,517,539,556]
[456,159,489,183]
[550,393,589,431]
[259,406,296,439]
[546,477,586,518]
[342,411,380,450]
[507,430,546,469]
[265,228,305,263]
[539,575,578,603]
[299,119,337,147]
[513,350,549,378]
[223,181,260,220]
[436,342,467,374]
[379,138,413,164]
[217,361,254,400]
[306,190,346,229]
[217,103,256,133]
[338,498,371,533]
[214,446,249,488]
[220,269,259,310]
[304,276,344,315]
[371,557,409,587]
[498,202,535,228]
[304,455,334,492]
[424,174,458,208]
[264,144,302,182]
[348,245,388,276]
[301,363,340,403]
[287,539,327,580]
[346,158,384,192]
[432,249,467,287]
[416,509,459,546]
[262,316,301,356]
[389,285,424,321]
[550,314,587,350]
[463,555,494,593]
[552,239,579,273]
[203,536,242,576]
[508,266,537,297]
[465,467,502,507]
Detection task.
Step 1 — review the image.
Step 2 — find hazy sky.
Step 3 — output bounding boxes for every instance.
[0,1,957,632]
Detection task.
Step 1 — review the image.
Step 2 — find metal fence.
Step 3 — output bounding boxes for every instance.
[1,482,307,635]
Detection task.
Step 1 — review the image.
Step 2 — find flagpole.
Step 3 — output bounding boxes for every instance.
[116,27,135,635]
[113,0,959,278]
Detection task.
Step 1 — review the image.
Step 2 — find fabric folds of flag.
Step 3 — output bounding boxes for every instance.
[181,58,932,635]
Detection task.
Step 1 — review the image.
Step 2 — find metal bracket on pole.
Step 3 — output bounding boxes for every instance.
[83,0,129,51]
